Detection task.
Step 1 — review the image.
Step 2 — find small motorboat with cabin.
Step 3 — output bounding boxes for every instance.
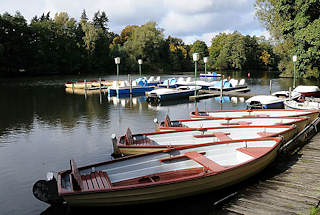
[145,86,201,103]
[293,85,320,97]
[33,137,282,207]
[245,95,284,109]
[115,125,296,155]
[156,114,308,134]
[190,108,319,123]
[284,100,320,110]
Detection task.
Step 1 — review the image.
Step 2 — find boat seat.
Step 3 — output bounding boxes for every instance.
[229,79,238,87]
[164,114,171,127]
[220,121,252,126]
[257,131,277,137]
[237,147,272,158]
[193,132,232,141]
[112,81,118,88]
[70,159,84,191]
[148,76,155,82]
[184,151,226,172]
[239,79,245,85]
[125,128,134,145]
[81,171,112,191]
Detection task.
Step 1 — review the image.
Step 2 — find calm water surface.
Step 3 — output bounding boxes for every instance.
[0,73,318,215]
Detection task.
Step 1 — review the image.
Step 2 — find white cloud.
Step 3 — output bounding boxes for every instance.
[182,30,232,46]
[0,0,267,45]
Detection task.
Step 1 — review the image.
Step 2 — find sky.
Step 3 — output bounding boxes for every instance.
[1,0,269,45]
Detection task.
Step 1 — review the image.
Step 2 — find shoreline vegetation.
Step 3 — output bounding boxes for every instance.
[0,0,319,79]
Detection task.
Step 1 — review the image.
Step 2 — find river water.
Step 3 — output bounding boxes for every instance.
[0,72,318,215]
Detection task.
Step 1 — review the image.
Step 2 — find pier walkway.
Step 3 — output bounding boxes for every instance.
[221,118,320,214]
[189,88,255,101]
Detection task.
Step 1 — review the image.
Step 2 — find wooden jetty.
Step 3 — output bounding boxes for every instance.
[189,88,255,101]
[219,117,320,215]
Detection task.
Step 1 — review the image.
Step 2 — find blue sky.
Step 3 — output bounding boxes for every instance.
[1,0,269,45]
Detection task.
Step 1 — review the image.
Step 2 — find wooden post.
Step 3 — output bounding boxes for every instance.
[84,80,87,99]
[289,87,292,100]
[111,134,121,157]
[220,79,223,103]
[153,118,159,131]
[269,80,272,95]
[72,82,74,94]
[129,74,132,94]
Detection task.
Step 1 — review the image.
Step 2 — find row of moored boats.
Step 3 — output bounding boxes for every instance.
[33,108,320,207]
[65,75,250,103]
[246,85,320,110]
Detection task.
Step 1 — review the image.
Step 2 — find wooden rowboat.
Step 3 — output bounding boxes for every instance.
[190,109,319,123]
[33,137,282,207]
[157,115,309,134]
[65,80,113,89]
[115,125,295,155]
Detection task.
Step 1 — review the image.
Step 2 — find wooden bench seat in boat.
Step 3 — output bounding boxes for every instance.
[81,171,112,191]
[193,132,232,141]
[237,147,272,158]
[220,121,252,126]
[184,151,226,172]
[69,158,112,192]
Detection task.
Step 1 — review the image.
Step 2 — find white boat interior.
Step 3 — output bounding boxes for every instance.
[127,126,291,146]
[200,110,315,118]
[79,139,279,183]
[174,117,303,129]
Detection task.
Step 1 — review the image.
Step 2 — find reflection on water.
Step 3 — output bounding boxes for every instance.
[0,73,319,215]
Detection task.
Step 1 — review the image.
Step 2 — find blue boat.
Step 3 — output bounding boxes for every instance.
[108,81,155,97]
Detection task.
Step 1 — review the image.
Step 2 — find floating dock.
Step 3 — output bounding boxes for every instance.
[189,88,254,101]
[220,117,320,214]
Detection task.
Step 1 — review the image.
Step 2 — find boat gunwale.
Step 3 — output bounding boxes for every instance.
[190,109,320,119]
[157,116,308,130]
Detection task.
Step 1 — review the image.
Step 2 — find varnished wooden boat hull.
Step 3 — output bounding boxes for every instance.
[61,141,280,207]
[190,109,319,124]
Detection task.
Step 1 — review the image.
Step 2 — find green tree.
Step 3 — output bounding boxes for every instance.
[166,36,191,72]
[255,0,320,78]
[124,21,169,73]
[190,40,209,70]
